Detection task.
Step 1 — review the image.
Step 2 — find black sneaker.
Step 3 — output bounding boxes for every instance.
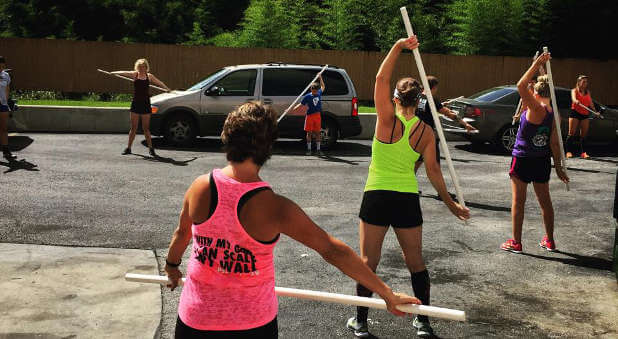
[413,316,434,337]
[122,147,131,155]
[3,151,16,160]
[149,148,157,157]
[346,317,369,338]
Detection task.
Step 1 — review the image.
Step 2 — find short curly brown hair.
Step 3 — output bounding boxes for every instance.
[221,102,278,166]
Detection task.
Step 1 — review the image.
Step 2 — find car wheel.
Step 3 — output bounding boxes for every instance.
[163,113,197,146]
[320,118,339,149]
[496,125,518,154]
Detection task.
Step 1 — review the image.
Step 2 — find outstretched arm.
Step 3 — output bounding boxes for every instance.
[111,70,137,78]
[375,37,418,126]
[319,75,325,92]
[148,73,171,91]
[274,195,420,315]
[439,106,476,132]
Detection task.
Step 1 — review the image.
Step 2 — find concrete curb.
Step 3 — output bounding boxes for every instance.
[0,243,161,338]
[10,106,465,141]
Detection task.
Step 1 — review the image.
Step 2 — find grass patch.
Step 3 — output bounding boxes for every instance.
[19,100,130,107]
[359,105,375,113]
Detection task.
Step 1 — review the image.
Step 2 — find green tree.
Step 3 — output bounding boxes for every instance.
[236,0,299,49]
[448,0,523,55]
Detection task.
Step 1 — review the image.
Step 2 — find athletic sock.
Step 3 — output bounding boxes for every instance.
[355,283,373,323]
[579,138,586,154]
[411,269,431,323]
[316,142,321,151]
[307,142,311,151]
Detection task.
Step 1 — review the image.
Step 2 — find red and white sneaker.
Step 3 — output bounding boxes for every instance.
[539,236,556,252]
[500,238,522,253]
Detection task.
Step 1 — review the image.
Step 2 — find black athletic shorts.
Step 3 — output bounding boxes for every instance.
[175,316,278,338]
[569,109,590,120]
[359,190,423,228]
[509,156,551,183]
[130,100,152,114]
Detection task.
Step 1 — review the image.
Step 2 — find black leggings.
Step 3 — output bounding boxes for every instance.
[175,316,278,338]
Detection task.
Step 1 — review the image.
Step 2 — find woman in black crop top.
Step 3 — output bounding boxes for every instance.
[111,58,170,157]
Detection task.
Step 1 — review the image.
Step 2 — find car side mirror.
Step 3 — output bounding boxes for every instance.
[206,86,224,96]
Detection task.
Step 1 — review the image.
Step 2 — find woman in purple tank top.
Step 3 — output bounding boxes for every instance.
[501,53,569,254]
[111,58,170,157]
[164,102,419,338]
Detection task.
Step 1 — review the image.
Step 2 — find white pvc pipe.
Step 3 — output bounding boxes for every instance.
[97,69,170,92]
[542,47,569,191]
[277,65,329,124]
[125,273,466,321]
[400,7,466,210]
[576,102,603,119]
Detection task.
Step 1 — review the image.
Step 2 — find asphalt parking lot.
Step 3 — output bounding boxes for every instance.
[1,133,616,338]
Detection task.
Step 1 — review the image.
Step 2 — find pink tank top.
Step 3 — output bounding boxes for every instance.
[178,168,279,331]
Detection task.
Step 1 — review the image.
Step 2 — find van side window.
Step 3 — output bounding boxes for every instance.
[211,70,257,96]
[263,69,314,96]
[262,69,349,96]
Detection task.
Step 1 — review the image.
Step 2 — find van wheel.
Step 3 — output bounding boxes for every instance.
[164,113,197,146]
[321,118,339,149]
[495,125,518,154]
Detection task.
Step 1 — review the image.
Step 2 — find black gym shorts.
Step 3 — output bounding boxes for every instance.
[509,156,551,184]
[569,109,590,120]
[359,190,423,228]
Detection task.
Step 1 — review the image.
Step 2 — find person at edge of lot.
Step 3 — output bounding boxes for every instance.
[501,52,569,255]
[164,102,419,338]
[567,75,596,159]
[415,75,477,169]
[292,75,325,155]
[0,56,15,161]
[111,58,170,157]
[346,37,470,339]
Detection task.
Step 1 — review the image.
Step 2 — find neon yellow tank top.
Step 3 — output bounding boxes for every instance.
[364,114,421,193]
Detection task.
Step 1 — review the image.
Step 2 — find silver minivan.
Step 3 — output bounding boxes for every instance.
[149,63,361,148]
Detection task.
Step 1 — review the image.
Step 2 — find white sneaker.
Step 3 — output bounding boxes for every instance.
[346,317,369,338]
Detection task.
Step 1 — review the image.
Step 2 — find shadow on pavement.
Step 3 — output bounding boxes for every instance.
[1,158,39,173]
[149,137,372,157]
[8,135,35,152]
[133,153,198,166]
[454,142,508,156]
[421,193,510,212]
[521,250,613,271]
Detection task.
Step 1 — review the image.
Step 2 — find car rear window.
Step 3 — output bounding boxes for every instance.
[469,88,515,102]
[262,69,348,96]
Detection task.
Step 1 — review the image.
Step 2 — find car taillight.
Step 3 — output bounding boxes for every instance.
[465,106,482,117]
[151,105,159,114]
[351,97,358,116]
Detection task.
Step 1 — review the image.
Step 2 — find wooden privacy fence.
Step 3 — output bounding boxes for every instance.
[1,37,617,105]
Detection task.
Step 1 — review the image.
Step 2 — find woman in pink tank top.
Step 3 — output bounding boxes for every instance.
[164,102,419,338]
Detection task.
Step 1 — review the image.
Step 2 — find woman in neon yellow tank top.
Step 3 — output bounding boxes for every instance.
[346,37,470,338]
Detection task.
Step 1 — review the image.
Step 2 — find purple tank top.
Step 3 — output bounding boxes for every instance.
[512,107,553,158]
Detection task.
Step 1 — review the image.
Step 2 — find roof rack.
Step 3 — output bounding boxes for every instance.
[264,62,338,69]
